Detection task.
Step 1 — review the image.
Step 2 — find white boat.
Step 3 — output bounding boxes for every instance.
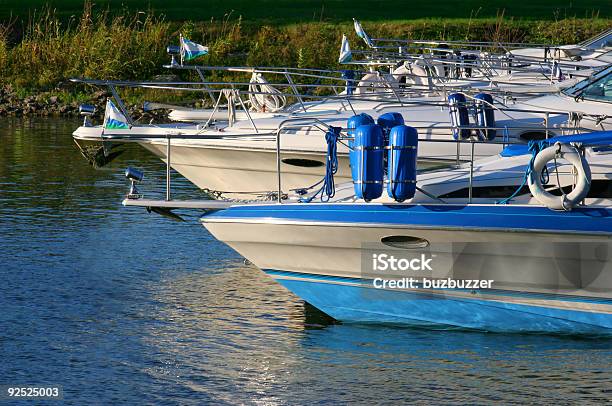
[73,66,611,198]
[353,25,611,70]
[508,29,612,69]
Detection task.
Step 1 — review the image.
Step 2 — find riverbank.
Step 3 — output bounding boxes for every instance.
[0,85,169,121]
[0,5,610,118]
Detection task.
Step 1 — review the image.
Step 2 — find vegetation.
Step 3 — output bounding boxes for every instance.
[1,0,609,23]
[0,2,609,106]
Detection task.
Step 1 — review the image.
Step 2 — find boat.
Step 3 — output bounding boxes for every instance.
[352,24,611,71]
[72,65,611,198]
[194,128,612,334]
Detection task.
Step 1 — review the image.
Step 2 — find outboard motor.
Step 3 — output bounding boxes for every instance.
[79,104,96,127]
[474,93,496,141]
[505,54,514,74]
[351,124,384,202]
[453,50,462,79]
[448,93,470,140]
[348,113,375,181]
[387,125,418,202]
[551,61,563,80]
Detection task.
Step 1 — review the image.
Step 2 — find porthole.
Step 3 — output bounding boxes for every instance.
[281,158,325,168]
[381,236,430,249]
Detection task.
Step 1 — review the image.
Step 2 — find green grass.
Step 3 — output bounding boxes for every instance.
[0,2,609,102]
[0,0,609,24]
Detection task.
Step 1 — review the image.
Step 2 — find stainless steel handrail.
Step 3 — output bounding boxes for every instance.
[274,117,339,203]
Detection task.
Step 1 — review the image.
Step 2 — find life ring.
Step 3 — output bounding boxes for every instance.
[527,142,591,211]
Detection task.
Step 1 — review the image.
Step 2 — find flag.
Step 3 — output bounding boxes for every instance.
[180,35,209,62]
[353,18,373,47]
[103,100,129,130]
[339,34,352,63]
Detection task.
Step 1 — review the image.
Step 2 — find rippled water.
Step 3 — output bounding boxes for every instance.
[0,119,611,404]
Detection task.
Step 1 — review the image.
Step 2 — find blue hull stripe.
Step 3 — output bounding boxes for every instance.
[204,204,612,235]
[261,269,612,334]
[264,269,612,306]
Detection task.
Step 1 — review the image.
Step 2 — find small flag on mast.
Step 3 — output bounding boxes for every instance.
[180,35,209,63]
[103,100,130,130]
[353,19,373,48]
[339,34,352,63]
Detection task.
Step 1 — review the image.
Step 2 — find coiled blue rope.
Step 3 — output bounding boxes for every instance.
[301,126,341,202]
[497,139,550,205]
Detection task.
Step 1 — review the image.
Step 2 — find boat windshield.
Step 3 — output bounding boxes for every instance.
[562,65,612,103]
[580,29,612,49]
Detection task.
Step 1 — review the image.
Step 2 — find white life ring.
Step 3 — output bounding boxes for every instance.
[527,142,591,211]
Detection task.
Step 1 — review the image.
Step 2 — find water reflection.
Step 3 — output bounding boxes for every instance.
[0,119,610,405]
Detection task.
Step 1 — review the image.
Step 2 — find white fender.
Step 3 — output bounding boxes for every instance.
[528,142,591,211]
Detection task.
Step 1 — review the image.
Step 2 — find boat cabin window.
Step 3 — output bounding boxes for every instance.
[581,74,612,102]
[581,30,612,49]
[563,66,612,103]
[545,179,612,199]
[438,180,612,199]
[438,185,531,199]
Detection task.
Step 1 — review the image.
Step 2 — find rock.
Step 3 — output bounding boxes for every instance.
[153,74,181,82]
[92,90,107,101]
[49,96,59,104]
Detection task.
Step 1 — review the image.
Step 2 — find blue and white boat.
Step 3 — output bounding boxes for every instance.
[198,128,612,335]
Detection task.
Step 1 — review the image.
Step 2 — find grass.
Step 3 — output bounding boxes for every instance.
[0,0,609,23]
[0,2,609,103]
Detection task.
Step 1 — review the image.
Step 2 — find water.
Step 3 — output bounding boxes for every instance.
[0,118,611,405]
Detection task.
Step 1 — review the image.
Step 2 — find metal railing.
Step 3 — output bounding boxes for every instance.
[105,116,599,206]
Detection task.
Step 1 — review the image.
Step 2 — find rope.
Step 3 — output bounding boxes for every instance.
[248,72,287,112]
[300,126,341,202]
[497,140,549,205]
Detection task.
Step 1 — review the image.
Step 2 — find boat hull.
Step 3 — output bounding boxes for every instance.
[201,203,612,334]
[266,270,612,334]
[140,142,354,197]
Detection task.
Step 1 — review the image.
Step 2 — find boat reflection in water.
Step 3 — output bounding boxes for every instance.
[140,262,612,404]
